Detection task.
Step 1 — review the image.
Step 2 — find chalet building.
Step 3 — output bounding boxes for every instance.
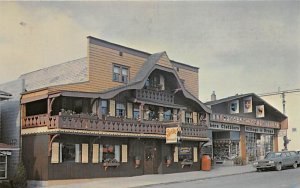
[0,90,18,180]
[20,36,211,183]
[206,93,288,164]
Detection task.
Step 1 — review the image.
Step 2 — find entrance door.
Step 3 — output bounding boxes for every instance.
[144,145,157,174]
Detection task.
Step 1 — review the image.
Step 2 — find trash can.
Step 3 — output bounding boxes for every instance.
[201,155,211,171]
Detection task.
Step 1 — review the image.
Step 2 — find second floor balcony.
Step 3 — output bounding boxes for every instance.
[22,113,208,138]
[135,89,174,104]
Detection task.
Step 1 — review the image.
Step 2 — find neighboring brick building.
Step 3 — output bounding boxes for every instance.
[20,37,211,185]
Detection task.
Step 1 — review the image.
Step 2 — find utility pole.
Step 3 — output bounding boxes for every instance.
[258,88,300,150]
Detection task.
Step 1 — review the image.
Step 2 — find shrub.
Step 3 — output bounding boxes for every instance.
[233,156,243,165]
[11,162,27,188]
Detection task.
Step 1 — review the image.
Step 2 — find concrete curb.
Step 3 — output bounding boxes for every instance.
[133,170,256,188]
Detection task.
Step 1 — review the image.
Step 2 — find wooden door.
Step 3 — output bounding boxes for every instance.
[144,145,156,174]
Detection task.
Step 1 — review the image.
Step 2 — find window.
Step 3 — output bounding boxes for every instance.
[178,147,193,162]
[61,143,81,163]
[113,64,129,83]
[100,144,120,163]
[133,104,140,120]
[185,112,192,123]
[164,108,172,121]
[101,100,108,115]
[0,155,7,179]
[113,65,120,81]
[116,103,126,117]
[121,68,128,83]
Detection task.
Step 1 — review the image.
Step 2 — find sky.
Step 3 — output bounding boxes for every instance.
[0,1,299,149]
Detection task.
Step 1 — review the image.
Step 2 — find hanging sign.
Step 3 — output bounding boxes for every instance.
[166,127,179,144]
[230,100,239,114]
[256,105,265,118]
[243,96,253,113]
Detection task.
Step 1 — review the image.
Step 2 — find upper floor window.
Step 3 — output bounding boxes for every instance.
[101,100,108,115]
[113,64,129,83]
[116,103,126,117]
[133,104,140,120]
[164,108,173,121]
[185,112,192,124]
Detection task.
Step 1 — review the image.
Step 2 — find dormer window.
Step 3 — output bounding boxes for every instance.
[113,64,129,83]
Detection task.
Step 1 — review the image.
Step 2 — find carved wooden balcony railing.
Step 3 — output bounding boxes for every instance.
[135,89,174,104]
[22,114,58,129]
[210,113,280,129]
[22,114,207,138]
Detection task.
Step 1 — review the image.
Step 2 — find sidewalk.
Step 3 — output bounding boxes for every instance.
[44,165,256,188]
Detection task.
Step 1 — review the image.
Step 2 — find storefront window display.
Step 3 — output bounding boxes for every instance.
[100,144,120,163]
[246,133,274,161]
[178,147,193,162]
[213,140,239,160]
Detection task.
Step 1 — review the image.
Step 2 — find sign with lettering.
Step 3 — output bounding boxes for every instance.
[209,123,240,131]
[245,126,274,134]
[166,127,179,144]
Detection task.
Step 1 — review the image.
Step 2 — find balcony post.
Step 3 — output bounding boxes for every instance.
[47,97,56,116]
[139,103,144,122]
[159,107,164,121]
[172,109,177,122]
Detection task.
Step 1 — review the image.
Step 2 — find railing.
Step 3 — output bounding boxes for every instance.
[135,89,174,104]
[22,114,58,129]
[210,113,280,129]
[22,114,207,138]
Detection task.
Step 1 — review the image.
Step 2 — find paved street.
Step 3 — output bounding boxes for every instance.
[147,168,300,188]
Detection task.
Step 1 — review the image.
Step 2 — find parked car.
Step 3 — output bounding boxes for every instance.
[253,151,299,171]
[296,151,300,166]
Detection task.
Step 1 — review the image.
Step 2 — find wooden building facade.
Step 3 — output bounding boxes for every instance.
[206,93,288,164]
[21,37,211,181]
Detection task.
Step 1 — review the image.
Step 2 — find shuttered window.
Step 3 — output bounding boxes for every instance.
[51,142,59,163]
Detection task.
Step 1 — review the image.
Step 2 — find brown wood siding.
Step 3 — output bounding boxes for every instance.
[177,68,199,97]
[157,54,173,69]
[50,43,146,93]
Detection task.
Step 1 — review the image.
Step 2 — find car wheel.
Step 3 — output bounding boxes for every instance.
[257,168,261,172]
[293,162,297,169]
[275,163,282,171]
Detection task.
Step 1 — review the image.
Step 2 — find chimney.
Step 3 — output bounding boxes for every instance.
[211,91,216,101]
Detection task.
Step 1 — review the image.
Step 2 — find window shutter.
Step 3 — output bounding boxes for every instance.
[192,112,198,124]
[109,100,115,116]
[82,144,88,163]
[193,147,198,162]
[92,144,99,163]
[174,146,179,162]
[121,145,128,163]
[99,145,103,162]
[51,142,59,163]
[115,145,120,162]
[75,144,80,163]
[127,103,133,119]
[181,110,185,123]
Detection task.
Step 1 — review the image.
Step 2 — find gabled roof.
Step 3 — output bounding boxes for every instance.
[205,93,287,119]
[19,57,88,91]
[98,52,211,113]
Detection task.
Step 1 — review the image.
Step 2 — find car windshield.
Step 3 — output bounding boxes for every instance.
[265,152,281,159]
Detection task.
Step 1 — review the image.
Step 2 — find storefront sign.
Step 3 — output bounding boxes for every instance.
[166,127,179,144]
[245,126,274,134]
[209,123,240,131]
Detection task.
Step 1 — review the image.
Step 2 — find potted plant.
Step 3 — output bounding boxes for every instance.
[135,155,141,168]
[166,155,172,167]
